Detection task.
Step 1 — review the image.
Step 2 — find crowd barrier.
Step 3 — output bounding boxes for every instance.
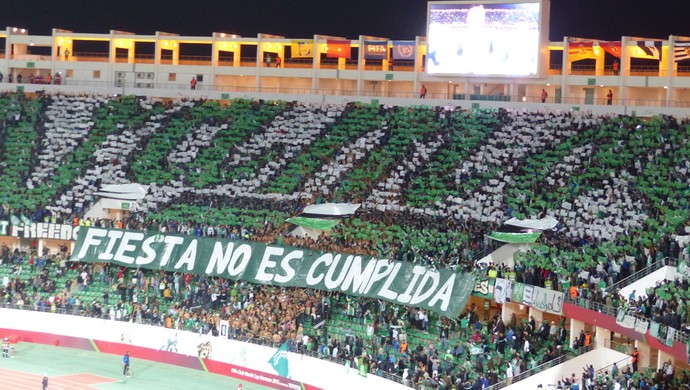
[0,307,409,390]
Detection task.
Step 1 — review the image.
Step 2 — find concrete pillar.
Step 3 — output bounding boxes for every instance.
[501,301,526,325]
[634,341,651,371]
[595,326,610,349]
[619,36,629,103]
[232,44,240,67]
[561,37,569,103]
[528,307,543,324]
[658,350,674,371]
[311,36,321,94]
[665,35,674,106]
[570,319,585,349]
[595,49,605,76]
[660,45,670,78]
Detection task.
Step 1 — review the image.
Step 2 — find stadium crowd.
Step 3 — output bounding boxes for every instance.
[0,92,688,388]
[0,251,575,389]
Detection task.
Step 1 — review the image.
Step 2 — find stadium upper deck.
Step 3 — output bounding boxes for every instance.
[0,26,689,108]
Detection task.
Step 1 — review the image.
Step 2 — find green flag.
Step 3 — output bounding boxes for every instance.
[286,217,339,230]
[487,232,541,243]
[357,359,368,377]
[269,342,290,378]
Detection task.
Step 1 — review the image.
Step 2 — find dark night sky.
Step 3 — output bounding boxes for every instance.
[2,0,689,41]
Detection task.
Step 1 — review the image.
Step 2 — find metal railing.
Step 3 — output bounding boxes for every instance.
[603,339,633,356]
[486,344,596,390]
[595,343,632,377]
[608,258,671,291]
[471,239,503,263]
[8,78,688,109]
[564,294,690,346]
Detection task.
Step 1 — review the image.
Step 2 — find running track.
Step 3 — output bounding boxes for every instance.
[0,367,118,389]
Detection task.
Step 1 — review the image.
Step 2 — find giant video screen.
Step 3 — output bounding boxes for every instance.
[427,1,541,76]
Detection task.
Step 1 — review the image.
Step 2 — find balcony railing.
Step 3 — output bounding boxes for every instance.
[15,51,690,77]
[6,77,690,109]
[608,258,674,292]
[485,343,596,390]
[564,295,690,346]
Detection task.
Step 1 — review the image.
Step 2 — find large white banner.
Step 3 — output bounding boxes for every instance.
[634,318,649,334]
[494,278,508,304]
[530,286,565,315]
[616,310,636,329]
[523,285,534,306]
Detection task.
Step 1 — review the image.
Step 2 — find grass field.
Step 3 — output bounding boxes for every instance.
[0,342,271,389]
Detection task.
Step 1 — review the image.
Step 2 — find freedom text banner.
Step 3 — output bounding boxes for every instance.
[71,227,475,317]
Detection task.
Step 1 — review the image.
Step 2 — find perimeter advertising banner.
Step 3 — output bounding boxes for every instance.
[71,227,475,317]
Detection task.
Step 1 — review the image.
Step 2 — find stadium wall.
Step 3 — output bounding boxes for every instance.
[562,303,689,361]
[0,308,406,390]
[3,83,689,118]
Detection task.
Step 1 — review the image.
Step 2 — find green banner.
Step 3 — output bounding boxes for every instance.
[269,342,290,378]
[488,232,541,243]
[71,227,475,317]
[357,359,368,377]
[286,217,339,230]
[511,282,525,304]
[472,277,495,299]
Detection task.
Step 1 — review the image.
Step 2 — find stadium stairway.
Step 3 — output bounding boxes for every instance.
[608,258,673,292]
[501,345,629,390]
